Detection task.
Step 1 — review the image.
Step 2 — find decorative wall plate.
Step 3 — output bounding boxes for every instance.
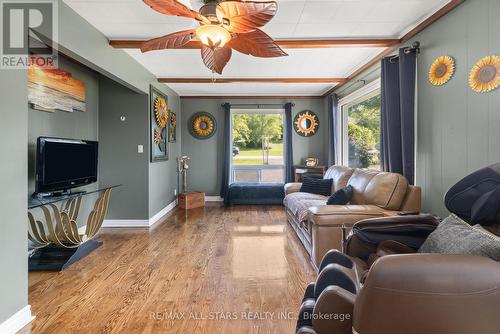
[294,110,319,137]
[154,96,169,128]
[189,112,217,139]
[469,55,500,93]
[429,56,455,86]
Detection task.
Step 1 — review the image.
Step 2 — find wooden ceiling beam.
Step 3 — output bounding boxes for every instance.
[158,78,347,84]
[109,39,400,50]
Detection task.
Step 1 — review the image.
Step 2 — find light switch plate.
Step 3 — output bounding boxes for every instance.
[138,145,144,153]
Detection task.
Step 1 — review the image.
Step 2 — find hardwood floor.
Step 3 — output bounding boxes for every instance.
[24,204,316,334]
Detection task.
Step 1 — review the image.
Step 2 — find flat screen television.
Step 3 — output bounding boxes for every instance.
[35,137,98,195]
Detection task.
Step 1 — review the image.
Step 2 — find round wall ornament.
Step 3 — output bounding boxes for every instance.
[469,55,500,93]
[189,112,217,139]
[429,56,455,86]
[294,110,319,137]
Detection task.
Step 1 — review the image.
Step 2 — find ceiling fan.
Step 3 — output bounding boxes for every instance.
[141,0,288,74]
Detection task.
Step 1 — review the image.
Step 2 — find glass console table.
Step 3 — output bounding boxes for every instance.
[28,185,120,271]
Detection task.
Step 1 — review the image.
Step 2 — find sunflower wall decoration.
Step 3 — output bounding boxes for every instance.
[469,55,500,93]
[169,112,177,143]
[150,85,169,162]
[189,112,217,139]
[429,56,455,86]
[154,96,169,128]
[294,111,319,137]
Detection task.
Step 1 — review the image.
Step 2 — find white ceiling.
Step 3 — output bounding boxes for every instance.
[64,0,451,96]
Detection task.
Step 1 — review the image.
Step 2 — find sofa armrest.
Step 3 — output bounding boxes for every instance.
[313,285,355,334]
[284,182,302,195]
[353,254,500,334]
[309,205,385,227]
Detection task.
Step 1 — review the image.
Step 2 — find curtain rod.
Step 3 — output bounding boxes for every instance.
[389,41,420,63]
[222,103,295,108]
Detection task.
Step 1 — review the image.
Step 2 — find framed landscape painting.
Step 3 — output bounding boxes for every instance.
[28,65,86,112]
[150,85,169,162]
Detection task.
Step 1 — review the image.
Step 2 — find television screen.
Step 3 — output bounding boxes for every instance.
[36,137,98,194]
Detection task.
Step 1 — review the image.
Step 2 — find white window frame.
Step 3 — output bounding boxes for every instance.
[230,108,285,184]
[338,79,381,168]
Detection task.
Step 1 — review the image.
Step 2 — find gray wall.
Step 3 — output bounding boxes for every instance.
[335,0,500,217]
[413,0,500,217]
[180,98,327,196]
[0,70,28,323]
[98,78,149,219]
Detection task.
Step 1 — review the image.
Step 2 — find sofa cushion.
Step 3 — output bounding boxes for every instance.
[348,169,408,210]
[418,214,500,261]
[323,165,354,193]
[300,177,333,196]
[327,185,353,205]
[284,192,328,223]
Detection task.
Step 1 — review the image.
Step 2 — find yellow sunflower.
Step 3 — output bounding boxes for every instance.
[154,97,169,128]
[294,111,318,136]
[193,115,214,137]
[469,55,500,93]
[429,56,455,86]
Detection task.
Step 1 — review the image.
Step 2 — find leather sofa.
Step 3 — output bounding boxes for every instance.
[284,165,421,270]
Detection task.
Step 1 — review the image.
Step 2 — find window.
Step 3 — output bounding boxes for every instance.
[339,81,381,170]
[231,110,284,183]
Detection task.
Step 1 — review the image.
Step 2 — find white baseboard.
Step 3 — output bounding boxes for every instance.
[205,196,223,202]
[149,199,177,226]
[102,199,178,228]
[102,219,149,228]
[0,305,34,334]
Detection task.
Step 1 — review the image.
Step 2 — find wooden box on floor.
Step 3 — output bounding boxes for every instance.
[178,192,205,209]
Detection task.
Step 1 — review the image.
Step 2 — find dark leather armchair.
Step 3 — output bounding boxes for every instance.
[296,216,500,334]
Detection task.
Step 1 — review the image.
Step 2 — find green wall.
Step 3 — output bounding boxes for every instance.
[336,0,500,217]
[180,97,327,196]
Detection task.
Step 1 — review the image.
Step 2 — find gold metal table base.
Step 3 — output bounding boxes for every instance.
[28,189,111,249]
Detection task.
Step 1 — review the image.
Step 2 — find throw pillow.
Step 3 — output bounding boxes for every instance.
[300,177,333,196]
[418,214,500,261]
[327,185,353,205]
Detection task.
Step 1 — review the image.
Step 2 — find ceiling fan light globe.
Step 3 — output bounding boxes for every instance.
[196,24,231,47]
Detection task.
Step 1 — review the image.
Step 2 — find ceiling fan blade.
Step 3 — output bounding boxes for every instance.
[201,46,232,74]
[143,0,209,24]
[141,29,196,52]
[219,1,277,33]
[229,29,287,58]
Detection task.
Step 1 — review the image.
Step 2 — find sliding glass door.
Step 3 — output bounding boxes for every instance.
[231,110,284,184]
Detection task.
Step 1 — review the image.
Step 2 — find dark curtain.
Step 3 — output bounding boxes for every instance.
[220,103,231,203]
[284,102,294,183]
[380,48,417,184]
[327,94,339,167]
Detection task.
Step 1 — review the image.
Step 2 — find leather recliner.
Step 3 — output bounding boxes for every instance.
[296,163,500,334]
